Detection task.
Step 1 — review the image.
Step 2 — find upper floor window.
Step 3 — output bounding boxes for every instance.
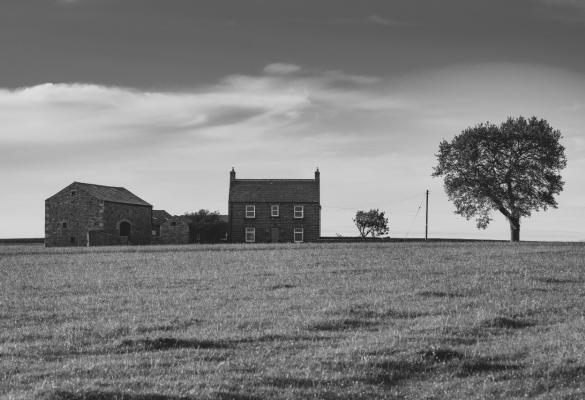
[294,205,304,219]
[294,228,304,243]
[62,222,67,229]
[245,227,255,243]
[170,221,177,227]
[71,190,77,197]
[271,205,279,217]
[245,205,255,218]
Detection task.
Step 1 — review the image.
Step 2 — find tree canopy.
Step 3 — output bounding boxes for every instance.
[353,209,389,239]
[183,209,227,243]
[432,116,566,241]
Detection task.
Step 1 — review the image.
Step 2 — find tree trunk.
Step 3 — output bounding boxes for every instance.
[509,216,520,242]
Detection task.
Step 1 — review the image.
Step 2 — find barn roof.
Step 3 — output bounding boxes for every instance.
[152,209,172,225]
[73,182,152,206]
[229,179,319,203]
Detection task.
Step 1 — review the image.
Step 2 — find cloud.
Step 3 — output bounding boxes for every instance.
[325,14,409,27]
[367,14,408,26]
[263,63,302,75]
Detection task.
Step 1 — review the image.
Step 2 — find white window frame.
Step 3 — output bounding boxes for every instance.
[271,204,279,217]
[245,205,255,218]
[245,227,255,243]
[294,227,304,243]
[294,205,304,219]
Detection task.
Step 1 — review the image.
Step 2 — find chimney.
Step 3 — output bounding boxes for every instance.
[230,167,236,182]
[314,167,320,181]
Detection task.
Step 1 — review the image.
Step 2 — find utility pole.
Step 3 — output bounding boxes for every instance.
[425,190,429,241]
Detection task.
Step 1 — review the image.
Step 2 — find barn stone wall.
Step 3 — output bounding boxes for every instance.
[100,202,152,245]
[159,218,189,245]
[45,185,104,247]
[229,202,320,243]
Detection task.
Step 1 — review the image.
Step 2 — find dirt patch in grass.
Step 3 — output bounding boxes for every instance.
[360,359,429,386]
[307,318,377,332]
[534,277,582,285]
[263,376,323,389]
[116,337,232,352]
[135,319,200,334]
[420,347,464,363]
[456,358,523,377]
[479,317,535,330]
[37,390,192,400]
[215,392,264,400]
[346,304,429,320]
[417,291,466,298]
[268,283,296,290]
[243,334,330,343]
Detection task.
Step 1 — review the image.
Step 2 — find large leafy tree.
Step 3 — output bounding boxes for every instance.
[432,116,566,242]
[354,209,389,239]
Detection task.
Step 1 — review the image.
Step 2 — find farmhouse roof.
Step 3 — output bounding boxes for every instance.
[229,175,320,203]
[73,182,152,206]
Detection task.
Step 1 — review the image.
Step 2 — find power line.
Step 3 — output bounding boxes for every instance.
[405,195,425,239]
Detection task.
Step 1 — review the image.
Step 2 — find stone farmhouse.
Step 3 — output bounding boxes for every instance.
[228,168,321,243]
[45,182,153,247]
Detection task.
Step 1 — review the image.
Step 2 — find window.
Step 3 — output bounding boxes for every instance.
[170,221,177,226]
[62,222,67,229]
[70,236,76,244]
[294,228,304,243]
[271,205,279,217]
[71,190,76,197]
[245,227,255,243]
[294,205,304,219]
[245,205,255,218]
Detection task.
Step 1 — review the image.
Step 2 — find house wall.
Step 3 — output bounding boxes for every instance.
[45,185,104,247]
[229,202,320,243]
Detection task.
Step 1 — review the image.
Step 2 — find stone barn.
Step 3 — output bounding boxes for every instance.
[228,168,321,243]
[152,210,190,245]
[45,182,153,247]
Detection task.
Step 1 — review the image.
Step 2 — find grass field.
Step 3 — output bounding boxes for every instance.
[1,242,585,399]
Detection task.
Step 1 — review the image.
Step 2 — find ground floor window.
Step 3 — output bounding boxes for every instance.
[245,227,255,243]
[294,227,304,243]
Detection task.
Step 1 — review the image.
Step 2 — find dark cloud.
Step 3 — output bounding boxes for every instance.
[1,0,584,89]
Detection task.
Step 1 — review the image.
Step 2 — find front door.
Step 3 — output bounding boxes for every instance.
[270,227,280,243]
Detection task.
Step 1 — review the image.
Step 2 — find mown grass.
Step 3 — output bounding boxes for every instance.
[1,242,585,399]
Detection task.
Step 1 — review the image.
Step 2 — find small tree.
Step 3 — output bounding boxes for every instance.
[183,209,227,243]
[432,116,566,242]
[354,209,389,239]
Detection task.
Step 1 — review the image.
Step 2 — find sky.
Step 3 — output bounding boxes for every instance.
[1,0,584,241]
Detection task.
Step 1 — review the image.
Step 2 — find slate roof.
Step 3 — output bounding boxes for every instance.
[229,179,319,203]
[152,209,172,225]
[73,182,152,206]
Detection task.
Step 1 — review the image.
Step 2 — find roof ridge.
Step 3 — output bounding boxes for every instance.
[74,181,125,189]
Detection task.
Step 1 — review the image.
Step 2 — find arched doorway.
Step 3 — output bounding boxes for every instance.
[119,221,131,238]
